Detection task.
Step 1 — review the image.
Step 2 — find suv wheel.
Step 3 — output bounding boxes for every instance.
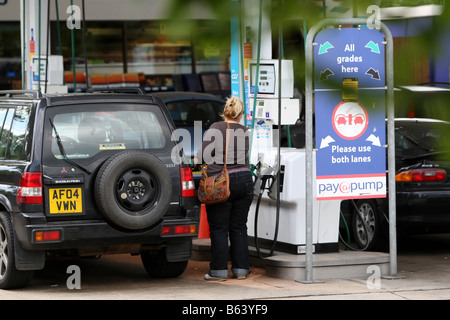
[141,249,188,278]
[0,212,34,289]
[95,151,172,230]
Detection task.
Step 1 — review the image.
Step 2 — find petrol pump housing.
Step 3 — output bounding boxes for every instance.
[246,59,341,254]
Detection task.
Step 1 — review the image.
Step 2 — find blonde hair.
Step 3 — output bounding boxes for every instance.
[222,96,244,120]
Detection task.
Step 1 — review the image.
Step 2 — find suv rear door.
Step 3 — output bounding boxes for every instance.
[41,98,184,229]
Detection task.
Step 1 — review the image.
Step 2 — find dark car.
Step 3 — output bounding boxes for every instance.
[340,118,450,250]
[0,90,198,289]
[152,91,225,183]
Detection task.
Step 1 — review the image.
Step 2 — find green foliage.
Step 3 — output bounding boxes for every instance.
[380,0,444,7]
[163,0,450,88]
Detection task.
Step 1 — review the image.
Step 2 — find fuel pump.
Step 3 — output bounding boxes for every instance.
[32,55,67,93]
[247,60,342,255]
[247,59,300,257]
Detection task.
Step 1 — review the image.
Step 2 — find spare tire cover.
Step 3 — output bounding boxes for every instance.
[95,151,172,230]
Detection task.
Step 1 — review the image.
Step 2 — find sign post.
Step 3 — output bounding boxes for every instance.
[305,18,396,283]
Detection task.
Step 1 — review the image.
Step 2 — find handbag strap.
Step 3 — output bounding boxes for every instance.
[203,121,231,171]
[224,122,230,169]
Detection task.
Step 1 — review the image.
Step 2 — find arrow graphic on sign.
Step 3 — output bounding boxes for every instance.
[318,41,334,55]
[366,134,381,147]
[366,68,380,80]
[320,68,334,81]
[320,135,336,149]
[365,41,380,54]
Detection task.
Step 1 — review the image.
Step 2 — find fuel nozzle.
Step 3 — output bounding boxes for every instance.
[253,161,277,195]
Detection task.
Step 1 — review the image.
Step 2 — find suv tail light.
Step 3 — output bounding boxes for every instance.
[17,173,43,204]
[162,224,197,236]
[396,168,447,182]
[35,230,61,242]
[180,167,195,197]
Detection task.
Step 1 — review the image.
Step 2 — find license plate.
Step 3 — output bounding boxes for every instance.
[49,188,83,214]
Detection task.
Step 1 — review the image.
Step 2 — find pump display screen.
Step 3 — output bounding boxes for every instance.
[250,63,276,95]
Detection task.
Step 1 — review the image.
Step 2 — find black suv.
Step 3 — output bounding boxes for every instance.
[0,90,198,289]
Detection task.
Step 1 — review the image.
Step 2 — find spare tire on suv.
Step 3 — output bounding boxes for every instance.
[95,151,172,230]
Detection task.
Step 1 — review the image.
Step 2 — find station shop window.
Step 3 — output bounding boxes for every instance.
[53,20,231,84]
[0,19,230,93]
[0,22,21,90]
[52,21,124,70]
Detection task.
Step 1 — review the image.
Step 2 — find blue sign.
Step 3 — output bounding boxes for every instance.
[314,28,386,200]
[314,28,385,89]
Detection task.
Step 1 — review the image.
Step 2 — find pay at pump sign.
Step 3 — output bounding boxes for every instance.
[314,27,386,200]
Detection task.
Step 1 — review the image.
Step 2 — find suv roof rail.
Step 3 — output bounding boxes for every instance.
[0,90,42,99]
[88,88,146,95]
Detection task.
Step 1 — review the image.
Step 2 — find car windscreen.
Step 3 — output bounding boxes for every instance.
[45,103,169,161]
[165,99,223,129]
[395,121,450,159]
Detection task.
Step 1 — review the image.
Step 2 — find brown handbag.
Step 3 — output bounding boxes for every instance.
[197,122,231,204]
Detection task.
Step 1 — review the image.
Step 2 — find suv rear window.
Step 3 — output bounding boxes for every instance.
[46,104,168,160]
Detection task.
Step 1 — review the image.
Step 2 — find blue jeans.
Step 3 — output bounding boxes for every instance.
[205,170,253,277]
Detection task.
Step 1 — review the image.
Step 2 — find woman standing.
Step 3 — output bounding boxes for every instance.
[194,96,252,281]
